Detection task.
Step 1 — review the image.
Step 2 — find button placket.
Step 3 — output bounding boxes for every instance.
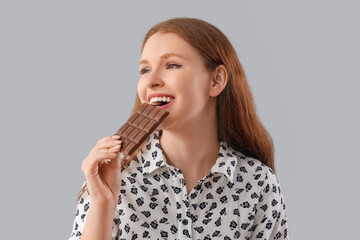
[168,165,193,238]
[186,178,208,238]
[177,172,192,238]
[170,169,191,238]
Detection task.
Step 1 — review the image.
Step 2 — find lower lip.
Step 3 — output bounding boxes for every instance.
[156,99,175,109]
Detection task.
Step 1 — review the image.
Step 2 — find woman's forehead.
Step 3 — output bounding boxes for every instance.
[140,32,202,63]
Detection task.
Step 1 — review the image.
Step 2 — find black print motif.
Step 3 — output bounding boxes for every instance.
[146,142,151,150]
[68,129,289,240]
[206,193,214,199]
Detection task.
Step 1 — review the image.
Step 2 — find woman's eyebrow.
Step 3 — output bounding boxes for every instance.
[139,52,188,66]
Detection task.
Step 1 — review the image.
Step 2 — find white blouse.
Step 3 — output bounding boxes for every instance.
[68,129,289,239]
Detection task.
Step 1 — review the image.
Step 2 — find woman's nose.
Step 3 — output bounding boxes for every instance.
[147,72,164,88]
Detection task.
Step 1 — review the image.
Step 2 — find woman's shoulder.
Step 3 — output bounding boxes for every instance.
[233,152,281,192]
[235,153,274,174]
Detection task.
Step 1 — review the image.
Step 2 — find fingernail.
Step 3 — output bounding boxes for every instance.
[112,135,120,139]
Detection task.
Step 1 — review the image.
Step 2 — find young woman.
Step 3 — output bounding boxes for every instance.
[68,17,289,240]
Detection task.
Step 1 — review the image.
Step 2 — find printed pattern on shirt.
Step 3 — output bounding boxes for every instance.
[68,129,289,240]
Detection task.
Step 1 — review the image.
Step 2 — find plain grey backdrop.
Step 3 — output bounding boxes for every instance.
[1,1,359,239]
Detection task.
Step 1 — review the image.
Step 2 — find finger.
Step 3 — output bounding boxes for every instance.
[82,149,118,177]
[108,144,121,152]
[105,142,124,167]
[96,135,121,145]
[96,138,122,150]
[106,151,123,169]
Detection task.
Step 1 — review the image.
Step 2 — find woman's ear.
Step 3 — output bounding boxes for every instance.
[209,65,228,97]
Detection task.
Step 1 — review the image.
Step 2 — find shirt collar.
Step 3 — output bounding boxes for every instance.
[137,129,167,176]
[210,138,239,183]
[137,129,240,183]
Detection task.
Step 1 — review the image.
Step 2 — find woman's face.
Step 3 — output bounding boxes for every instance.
[137,32,214,130]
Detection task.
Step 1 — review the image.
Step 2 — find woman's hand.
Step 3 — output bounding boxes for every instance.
[81,135,123,207]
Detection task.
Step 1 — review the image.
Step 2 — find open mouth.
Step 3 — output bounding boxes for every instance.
[157,101,170,106]
[149,96,175,107]
[150,99,175,109]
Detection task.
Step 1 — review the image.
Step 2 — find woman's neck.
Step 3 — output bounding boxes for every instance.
[158,118,220,177]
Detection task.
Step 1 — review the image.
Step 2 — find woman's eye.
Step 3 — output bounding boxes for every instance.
[139,68,150,75]
[167,63,182,69]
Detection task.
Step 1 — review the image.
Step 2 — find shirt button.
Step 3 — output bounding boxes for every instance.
[182,219,188,225]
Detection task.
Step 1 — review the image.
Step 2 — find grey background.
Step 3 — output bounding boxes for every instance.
[1,1,359,239]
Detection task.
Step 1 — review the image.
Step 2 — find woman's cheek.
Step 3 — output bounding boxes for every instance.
[137,83,145,103]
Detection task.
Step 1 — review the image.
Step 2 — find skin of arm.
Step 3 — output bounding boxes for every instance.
[80,203,117,240]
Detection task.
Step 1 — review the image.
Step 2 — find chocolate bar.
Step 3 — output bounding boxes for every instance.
[114,103,169,158]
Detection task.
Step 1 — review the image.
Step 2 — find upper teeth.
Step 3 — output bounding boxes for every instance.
[149,96,174,104]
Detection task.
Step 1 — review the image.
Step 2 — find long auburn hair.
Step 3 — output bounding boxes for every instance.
[77,17,275,201]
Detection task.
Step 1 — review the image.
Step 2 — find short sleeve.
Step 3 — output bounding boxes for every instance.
[250,168,289,239]
[67,181,120,240]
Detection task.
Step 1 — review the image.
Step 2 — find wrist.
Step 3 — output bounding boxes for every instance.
[91,200,118,211]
